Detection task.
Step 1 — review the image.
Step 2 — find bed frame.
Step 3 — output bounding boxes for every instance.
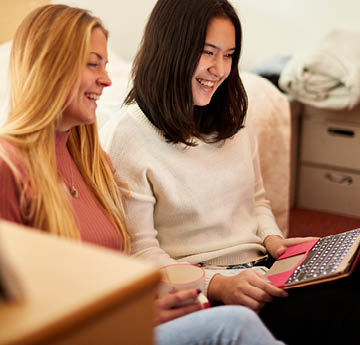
[0,0,49,44]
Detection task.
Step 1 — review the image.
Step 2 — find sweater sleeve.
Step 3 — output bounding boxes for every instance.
[101,116,178,268]
[250,134,284,240]
[0,157,23,223]
[123,187,178,266]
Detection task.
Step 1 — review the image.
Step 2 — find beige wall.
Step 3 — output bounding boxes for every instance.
[235,0,360,70]
[0,0,49,43]
[54,0,360,70]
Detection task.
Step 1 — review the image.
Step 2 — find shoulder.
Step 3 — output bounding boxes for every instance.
[100,103,166,156]
[228,125,252,147]
[101,104,146,147]
[222,126,257,160]
[0,139,24,171]
[0,139,22,194]
[0,138,30,190]
[0,139,29,223]
[99,105,149,176]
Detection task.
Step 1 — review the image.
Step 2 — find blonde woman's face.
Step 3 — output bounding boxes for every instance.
[192,17,235,106]
[59,27,112,131]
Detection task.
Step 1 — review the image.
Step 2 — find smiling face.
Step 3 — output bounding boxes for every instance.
[192,17,236,107]
[59,27,112,131]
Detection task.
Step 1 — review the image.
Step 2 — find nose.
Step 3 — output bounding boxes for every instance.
[98,69,112,87]
[209,55,225,78]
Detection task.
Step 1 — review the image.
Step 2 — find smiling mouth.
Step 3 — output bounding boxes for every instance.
[196,78,216,88]
[85,92,100,101]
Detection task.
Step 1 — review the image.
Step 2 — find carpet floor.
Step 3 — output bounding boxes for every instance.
[289,207,360,238]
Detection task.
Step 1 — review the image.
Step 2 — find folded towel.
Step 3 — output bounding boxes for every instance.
[279,30,360,110]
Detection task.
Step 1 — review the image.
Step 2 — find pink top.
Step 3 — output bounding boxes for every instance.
[0,131,123,251]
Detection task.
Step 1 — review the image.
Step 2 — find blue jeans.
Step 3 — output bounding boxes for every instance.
[155,306,285,345]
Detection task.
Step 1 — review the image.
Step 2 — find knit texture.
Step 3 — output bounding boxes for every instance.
[0,132,122,251]
[100,103,284,293]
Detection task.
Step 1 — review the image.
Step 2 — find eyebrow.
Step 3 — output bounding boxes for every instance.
[89,52,108,63]
[205,43,236,52]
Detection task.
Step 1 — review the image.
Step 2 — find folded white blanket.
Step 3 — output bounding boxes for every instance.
[279,30,360,110]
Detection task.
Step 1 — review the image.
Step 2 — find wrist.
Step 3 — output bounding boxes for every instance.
[264,234,282,248]
[264,235,284,258]
[207,274,228,302]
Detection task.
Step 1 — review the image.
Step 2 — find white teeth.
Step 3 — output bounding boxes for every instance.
[85,93,100,100]
[197,78,215,87]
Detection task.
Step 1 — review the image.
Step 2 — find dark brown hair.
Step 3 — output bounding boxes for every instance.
[125,0,247,145]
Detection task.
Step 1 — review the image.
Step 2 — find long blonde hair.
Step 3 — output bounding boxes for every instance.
[0,4,130,251]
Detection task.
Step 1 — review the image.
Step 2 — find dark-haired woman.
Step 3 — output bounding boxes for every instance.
[101,0,360,344]
[101,0,290,304]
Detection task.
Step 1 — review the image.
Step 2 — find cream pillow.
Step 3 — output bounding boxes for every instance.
[0,41,11,126]
[96,47,132,129]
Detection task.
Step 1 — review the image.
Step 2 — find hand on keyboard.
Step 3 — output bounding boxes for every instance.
[264,235,319,259]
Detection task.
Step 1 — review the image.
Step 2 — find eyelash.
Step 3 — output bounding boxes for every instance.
[202,51,234,58]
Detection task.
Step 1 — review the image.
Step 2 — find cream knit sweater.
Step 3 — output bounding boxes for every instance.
[100,103,284,291]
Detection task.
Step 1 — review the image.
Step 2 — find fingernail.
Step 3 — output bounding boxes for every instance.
[196,288,202,294]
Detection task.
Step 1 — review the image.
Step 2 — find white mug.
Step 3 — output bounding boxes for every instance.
[159,263,209,308]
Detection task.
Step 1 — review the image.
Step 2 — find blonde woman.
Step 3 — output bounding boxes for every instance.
[0,5,284,345]
[0,4,128,251]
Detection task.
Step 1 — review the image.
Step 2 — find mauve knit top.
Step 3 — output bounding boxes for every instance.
[0,131,123,251]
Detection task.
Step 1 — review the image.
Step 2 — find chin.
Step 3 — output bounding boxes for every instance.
[194,92,214,106]
[81,113,97,125]
[195,99,211,106]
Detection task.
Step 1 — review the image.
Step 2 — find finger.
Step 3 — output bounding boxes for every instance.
[276,246,287,257]
[234,291,265,312]
[275,237,319,257]
[232,273,279,306]
[233,279,274,311]
[157,288,200,309]
[252,272,288,298]
[247,276,280,301]
[171,287,200,299]
[165,302,202,319]
[262,281,288,297]
[169,288,201,304]
[243,285,274,304]
[284,237,319,246]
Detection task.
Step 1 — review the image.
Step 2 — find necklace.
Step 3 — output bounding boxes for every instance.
[69,164,79,198]
[70,185,79,198]
[61,164,79,198]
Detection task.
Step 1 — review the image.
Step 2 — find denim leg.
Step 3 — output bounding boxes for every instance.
[155,305,285,345]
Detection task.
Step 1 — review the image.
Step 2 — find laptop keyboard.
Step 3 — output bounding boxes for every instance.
[286,229,360,286]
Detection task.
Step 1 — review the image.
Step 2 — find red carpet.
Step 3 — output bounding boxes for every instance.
[289,207,360,238]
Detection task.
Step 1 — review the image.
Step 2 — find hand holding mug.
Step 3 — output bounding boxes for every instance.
[158,263,210,309]
[154,287,203,325]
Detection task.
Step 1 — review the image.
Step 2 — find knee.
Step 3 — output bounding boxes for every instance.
[213,306,282,344]
[213,305,256,316]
